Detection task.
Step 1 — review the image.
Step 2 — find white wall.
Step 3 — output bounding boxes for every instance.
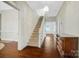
[16,2,40,50]
[37,8,46,16]
[1,9,18,41]
[57,2,79,36]
[0,14,1,38]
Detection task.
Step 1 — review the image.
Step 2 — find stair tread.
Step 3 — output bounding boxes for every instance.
[28,16,43,47]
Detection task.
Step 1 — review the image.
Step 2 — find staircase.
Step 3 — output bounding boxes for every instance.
[28,16,43,47]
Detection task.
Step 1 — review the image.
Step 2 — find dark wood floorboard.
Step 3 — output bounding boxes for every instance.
[0,34,60,58]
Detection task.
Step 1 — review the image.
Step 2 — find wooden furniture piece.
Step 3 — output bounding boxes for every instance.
[56,34,78,58]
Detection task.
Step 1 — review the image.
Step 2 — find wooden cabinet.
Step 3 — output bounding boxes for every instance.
[56,36,78,58]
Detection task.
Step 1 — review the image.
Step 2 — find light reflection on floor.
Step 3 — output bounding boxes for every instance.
[44,34,56,53]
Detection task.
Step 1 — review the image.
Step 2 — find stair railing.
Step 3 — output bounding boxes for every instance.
[38,15,46,48]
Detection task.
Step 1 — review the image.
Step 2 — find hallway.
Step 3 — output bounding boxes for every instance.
[41,34,59,57]
[0,1,79,58]
[0,34,60,58]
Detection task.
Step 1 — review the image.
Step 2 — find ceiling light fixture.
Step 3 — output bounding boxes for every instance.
[43,6,49,12]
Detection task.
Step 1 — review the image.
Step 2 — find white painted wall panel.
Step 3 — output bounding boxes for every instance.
[1,9,18,41]
[57,2,79,36]
[16,2,40,50]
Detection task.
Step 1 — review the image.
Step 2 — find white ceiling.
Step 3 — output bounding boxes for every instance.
[27,1,64,17]
[0,1,13,11]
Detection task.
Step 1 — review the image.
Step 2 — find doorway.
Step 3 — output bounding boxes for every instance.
[43,19,57,48]
[45,21,56,34]
[0,1,18,50]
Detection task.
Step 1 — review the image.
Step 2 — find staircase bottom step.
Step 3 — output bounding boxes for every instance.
[28,43,39,47]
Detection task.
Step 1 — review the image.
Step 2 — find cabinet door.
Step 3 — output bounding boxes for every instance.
[63,37,78,57]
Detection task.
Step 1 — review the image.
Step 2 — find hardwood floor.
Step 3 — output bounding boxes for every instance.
[0,34,60,58]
